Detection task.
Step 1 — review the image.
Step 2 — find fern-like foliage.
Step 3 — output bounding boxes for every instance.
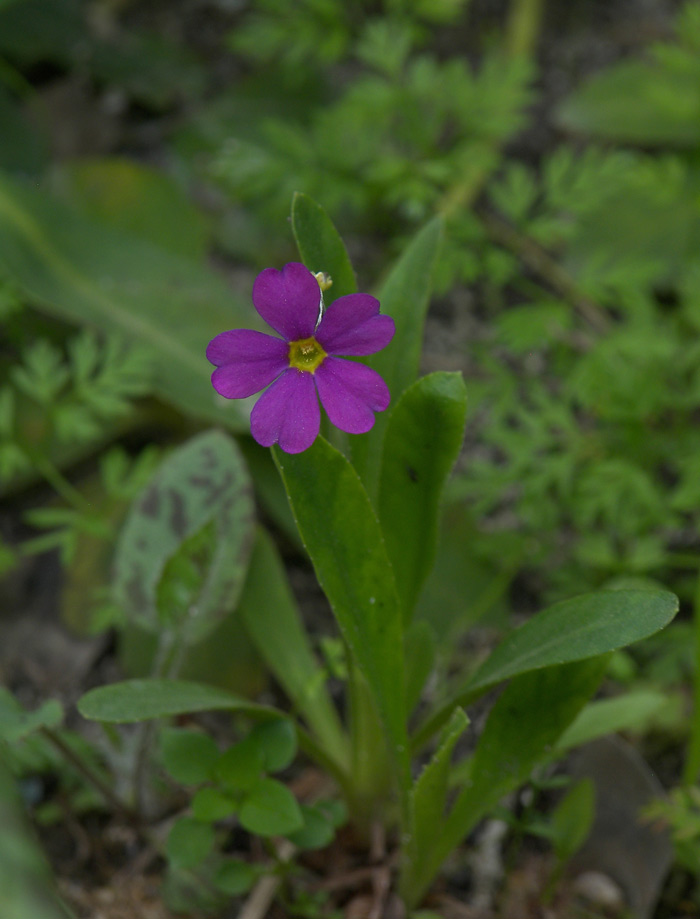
[1,329,151,483]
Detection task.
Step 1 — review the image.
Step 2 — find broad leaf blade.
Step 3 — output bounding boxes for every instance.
[378,372,467,622]
[78,678,278,723]
[291,192,357,304]
[413,589,678,748]
[0,173,251,426]
[467,589,678,695]
[273,437,409,776]
[54,157,211,260]
[239,527,349,766]
[113,430,254,643]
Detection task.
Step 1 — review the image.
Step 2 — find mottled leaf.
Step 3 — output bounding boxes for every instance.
[113,430,254,642]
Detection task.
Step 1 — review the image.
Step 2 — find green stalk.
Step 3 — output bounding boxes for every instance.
[27,450,96,518]
[683,565,700,785]
[505,0,546,58]
[346,658,393,837]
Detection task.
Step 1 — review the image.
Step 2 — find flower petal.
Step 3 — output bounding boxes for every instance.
[252,262,321,341]
[251,368,320,453]
[315,294,395,356]
[315,357,390,435]
[207,329,289,398]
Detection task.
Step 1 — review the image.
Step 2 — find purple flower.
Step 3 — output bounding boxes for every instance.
[206,262,395,454]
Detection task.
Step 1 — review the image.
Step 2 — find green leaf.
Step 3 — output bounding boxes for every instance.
[403,657,608,907]
[214,738,265,793]
[553,690,669,754]
[113,430,254,643]
[0,751,68,919]
[0,85,47,174]
[249,719,297,773]
[239,777,303,836]
[378,372,467,621]
[0,690,63,742]
[404,619,436,716]
[557,57,700,147]
[550,778,595,863]
[352,217,443,493]
[414,589,678,747]
[466,590,678,695]
[285,803,336,850]
[402,708,468,897]
[159,728,220,785]
[54,158,211,260]
[273,437,409,778]
[213,859,259,895]
[77,678,279,723]
[0,173,251,427]
[166,817,215,870]
[191,787,238,822]
[238,528,348,766]
[291,192,356,304]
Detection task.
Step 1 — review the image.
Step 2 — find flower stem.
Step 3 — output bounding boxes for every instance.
[505,0,545,58]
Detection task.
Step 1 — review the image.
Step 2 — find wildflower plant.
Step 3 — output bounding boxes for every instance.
[74,195,679,910]
[206,261,394,453]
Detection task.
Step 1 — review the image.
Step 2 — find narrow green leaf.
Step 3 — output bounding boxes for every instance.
[372,217,443,400]
[113,430,255,643]
[550,778,595,863]
[239,777,303,836]
[466,590,678,695]
[159,728,220,785]
[404,657,607,907]
[404,619,436,716]
[552,690,668,755]
[77,678,279,723]
[238,527,348,766]
[273,437,409,779]
[378,372,467,621]
[291,192,357,304]
[352,217,443,492]
[0,173,250,426]
[413,589,678,749]
[402,708,468,898]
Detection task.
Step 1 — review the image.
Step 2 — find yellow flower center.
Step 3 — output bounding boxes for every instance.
[288,336,327,373]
